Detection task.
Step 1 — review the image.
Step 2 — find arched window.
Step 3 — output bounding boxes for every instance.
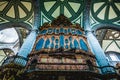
[36,38,44,50]
[74,39,79,49]
[44,39,50,48]
[60,35,64,48]
[80,39,88,52]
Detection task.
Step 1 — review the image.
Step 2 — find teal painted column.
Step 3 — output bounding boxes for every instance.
[14,0,40,66]
[86,31,115,73]
[14,30,37,66]
[17,30,37,58]
[83,0,115,73]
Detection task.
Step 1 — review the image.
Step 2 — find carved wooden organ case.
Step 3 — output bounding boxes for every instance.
[26,15,98,72]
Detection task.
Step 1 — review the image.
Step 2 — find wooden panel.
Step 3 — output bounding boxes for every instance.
[36,55,89,70]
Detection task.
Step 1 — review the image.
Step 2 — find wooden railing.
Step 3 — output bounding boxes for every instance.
[26,62,120,74]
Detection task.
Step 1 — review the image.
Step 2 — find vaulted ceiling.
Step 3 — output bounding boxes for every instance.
[0,0,120,30]
[0,0,120,65]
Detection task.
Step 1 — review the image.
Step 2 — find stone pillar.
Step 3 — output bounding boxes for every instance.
[14,0,40,66]
[86,31,115,73]
[83,0,115,73]
[17,30,37,58]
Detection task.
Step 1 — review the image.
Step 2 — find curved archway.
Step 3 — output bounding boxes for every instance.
[0,22,32,50]
[0,22,32,31]
[96,27,120,55]
[0,26,30,56]
[15,28,23,47]
[92,23,120,32]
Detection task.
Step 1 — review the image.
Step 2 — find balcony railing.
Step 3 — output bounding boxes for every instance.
[26,63,98,72]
